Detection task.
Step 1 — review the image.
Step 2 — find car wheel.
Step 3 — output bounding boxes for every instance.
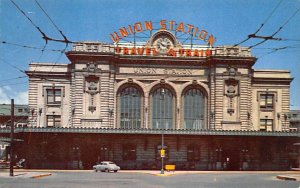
[114,170,118,173]
[101,170,105,172]
[95,169,98,172]
[105,168,109,173]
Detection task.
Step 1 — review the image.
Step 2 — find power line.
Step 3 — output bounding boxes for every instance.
[9,0,48,43]
[48,49,66,73]
[248,6,300,49]
[233,0,283,47]
[1,40,64,52]
[256,47,300,59]
[10,0,75,46]
[253,44,300,50]
[0,81,28,87]
[0,76,27,83]
[34,0,71,46]
[0,58,26,74]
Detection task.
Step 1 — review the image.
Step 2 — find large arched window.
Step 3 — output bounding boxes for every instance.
[183,88,205,129]
[119,86,142,129]
[152,87,174,129]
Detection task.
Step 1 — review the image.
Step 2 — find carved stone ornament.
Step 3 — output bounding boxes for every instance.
[228,67,237,77]
[86,81,99,95]
[88,106,96,113]
[225,79,239,116]
[226,85,236,98]
[87,63,96,72]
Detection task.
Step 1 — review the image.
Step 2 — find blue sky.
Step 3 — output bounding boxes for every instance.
[0,0,299,109]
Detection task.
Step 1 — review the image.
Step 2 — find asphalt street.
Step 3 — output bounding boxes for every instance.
[0,171,299,188]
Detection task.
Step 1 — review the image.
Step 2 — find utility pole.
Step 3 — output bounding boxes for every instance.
[10,99,14,177]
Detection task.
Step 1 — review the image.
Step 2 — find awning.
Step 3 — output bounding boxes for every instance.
[0,127,299,137]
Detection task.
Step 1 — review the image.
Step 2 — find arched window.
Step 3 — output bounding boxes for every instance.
[184,88,205,129]
[119,86,142,129]
[152,87,174,129]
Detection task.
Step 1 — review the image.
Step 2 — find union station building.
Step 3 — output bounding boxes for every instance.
[3,28,299,170]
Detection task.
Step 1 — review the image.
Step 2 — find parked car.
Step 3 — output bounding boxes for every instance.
[93,161,120,172]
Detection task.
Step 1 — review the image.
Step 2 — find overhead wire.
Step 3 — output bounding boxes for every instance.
[0,81,28,87]
[0,58,26,74]
[1,40,64,52]
[9,0,49,44]
[10,0,75,46]
[0,76,27,83]
[233,0,283,47]
[249,6,300,49]
[34,0,72,47]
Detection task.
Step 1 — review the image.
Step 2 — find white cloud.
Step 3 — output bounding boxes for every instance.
[0,87,10,104]
[3,86,12,91]
[0,87,28,104]
[14,91,28,104]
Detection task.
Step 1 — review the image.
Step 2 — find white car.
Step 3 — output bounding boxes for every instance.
[93,161,120,172]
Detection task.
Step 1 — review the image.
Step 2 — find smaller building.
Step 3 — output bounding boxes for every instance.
[289,110,300,131]
[0,104,29,128]
[0,104,29,160]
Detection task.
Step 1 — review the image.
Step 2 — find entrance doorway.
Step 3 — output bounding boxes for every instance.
[222,148,240,170]
[99,146,110,161]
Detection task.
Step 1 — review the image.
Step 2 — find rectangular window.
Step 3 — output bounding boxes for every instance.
[47,115,61,127]
[260,119,273,131]
[47,88,62,104]
[260,93,274,109]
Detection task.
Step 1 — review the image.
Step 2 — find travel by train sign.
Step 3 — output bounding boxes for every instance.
[110,20,216,46]
[115,46,213,57]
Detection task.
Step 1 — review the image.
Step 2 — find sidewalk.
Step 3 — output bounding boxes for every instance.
[0,169,299,180]
[0,171,52,179]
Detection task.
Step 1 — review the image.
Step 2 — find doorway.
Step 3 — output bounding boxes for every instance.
[222,148,240,170]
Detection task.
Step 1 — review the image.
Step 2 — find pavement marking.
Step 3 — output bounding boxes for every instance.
[276,175,300,181]
[14,173,27,177]
[151,173,175,177]
[31,173,52,179]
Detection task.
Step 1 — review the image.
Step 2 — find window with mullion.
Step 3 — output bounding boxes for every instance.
[259,119,273,131]
[184,88,205,130]
[47,88,62,104]
[47,115,61,127]
[120,87,142,129]
[260,93,274,109]
[152,88,174,129]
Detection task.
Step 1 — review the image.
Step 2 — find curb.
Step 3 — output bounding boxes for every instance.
[276,175,298,181]
[31,173,52,179]
[151,173,175,177]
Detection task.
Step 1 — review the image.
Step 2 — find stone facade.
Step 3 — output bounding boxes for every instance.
[26,41,292,132]
[20,31,298,170]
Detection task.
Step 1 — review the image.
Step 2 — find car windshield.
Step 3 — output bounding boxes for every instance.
[108,162,115,164]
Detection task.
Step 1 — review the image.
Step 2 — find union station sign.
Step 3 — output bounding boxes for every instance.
[110,20,216,57]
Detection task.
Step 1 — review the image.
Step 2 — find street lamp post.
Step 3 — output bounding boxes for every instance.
[161,132,164,174]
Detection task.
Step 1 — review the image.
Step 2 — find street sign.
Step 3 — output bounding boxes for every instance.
[160,149,165,158]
